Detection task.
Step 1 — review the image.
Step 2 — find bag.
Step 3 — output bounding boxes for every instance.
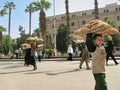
[86,33,96,52]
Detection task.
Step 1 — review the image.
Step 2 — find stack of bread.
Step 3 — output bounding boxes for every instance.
[73,19,119,37]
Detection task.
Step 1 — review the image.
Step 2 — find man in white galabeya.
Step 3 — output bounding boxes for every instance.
[67,44,73,61]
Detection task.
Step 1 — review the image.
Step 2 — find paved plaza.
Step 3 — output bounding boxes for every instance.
[0,59,120,90]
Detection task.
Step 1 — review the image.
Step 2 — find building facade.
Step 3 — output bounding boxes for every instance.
[46,3,120,41]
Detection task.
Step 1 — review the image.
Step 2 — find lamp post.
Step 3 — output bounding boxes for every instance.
[94,0,99,19]
[53,0,57,56]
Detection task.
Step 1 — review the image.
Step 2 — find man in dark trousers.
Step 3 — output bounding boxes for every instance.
[106,36,119,65]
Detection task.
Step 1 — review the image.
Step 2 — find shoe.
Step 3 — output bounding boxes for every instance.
[33,66,37,71]
[116,63,119,65]
[86,68,91,70]
[79,65,82,69]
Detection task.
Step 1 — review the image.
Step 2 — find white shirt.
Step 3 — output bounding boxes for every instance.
[67,46,73,54]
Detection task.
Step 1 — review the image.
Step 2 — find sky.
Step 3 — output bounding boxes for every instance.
[0,0,120,39]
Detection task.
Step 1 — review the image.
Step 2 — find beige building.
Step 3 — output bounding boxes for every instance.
[46,3,120,41]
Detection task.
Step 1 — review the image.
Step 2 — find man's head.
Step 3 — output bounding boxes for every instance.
[93,34,103,46]
[107,35,112,41]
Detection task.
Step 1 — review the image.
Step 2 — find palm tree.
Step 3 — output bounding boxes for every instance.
[65,0,70,45]
[33,27,41,37]
[0,9,7,44]
[25,3,36,35]
[94,0,99,19]
[0,9,7,16]
[32,0,51,50]
[0,26,6,44]
[4,1,15,37]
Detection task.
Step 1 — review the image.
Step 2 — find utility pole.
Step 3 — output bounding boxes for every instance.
[53,0,57,56]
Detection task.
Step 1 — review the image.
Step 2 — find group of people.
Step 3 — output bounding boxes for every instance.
[21,34,119,89]
[67,34,119,90]
[23,42,54,70]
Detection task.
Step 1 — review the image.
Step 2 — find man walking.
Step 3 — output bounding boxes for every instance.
[67,44,73,61]
[106,36,119,65]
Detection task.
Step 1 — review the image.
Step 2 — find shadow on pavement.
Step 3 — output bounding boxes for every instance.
[0,70,32,75]
[25,71,51,75]
[2,65,23,69]
[25,68,90,76]
[46,68,81,76]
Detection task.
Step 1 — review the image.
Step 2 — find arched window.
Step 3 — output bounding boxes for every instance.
[82,20,86,25]
[71,22,75,26]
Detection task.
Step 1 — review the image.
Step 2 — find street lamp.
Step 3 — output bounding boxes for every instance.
[53,0,57,56]
[94,0,99,19]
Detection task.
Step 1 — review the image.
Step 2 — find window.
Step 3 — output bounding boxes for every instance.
[71,22,75,26]
[106,10,109,12]
[117,16,120,21]
[92,12,94,15]
[104,10,109,13]
[72,14,76,18]
[52,25,54,28]
[82,20,86,25]
[82,13,87,16]
[104,10,106,13]
[52,18,56,21]
[74,14,76,17]
[116,8,118,11]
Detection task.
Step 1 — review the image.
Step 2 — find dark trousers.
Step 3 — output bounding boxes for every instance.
[106,52,118,64]
[38,55,42,62]
[68,53,73,61]
[93,73,108,90]
[15,53,18,59]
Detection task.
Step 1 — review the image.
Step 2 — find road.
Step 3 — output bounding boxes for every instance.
[0,60,120,90]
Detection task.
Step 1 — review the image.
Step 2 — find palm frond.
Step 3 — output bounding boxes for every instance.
[0,9,7,16]
[0,26,7,32]
[4,1,15,10]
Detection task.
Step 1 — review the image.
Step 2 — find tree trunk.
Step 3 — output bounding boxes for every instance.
[29,11,32,35]
[0,31,2,45]
[94,0,99,19]
[40,10,46,51]
[8,8,11,37]
[65,0,70,45]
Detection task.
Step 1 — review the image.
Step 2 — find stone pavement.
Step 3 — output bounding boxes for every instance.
[0,60,120,90]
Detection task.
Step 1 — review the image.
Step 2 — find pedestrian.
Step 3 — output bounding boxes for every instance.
[79,43,90,70]
[30,42,37,70]
[86,33,108,90]
[38,49,42,62]
[18,48,23,59]
[15,49,19,59]
[67,44,73,61]
[24,45,31,66]
[42,50,45,59]
[106,36,119,65]
[48,49,52,58]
